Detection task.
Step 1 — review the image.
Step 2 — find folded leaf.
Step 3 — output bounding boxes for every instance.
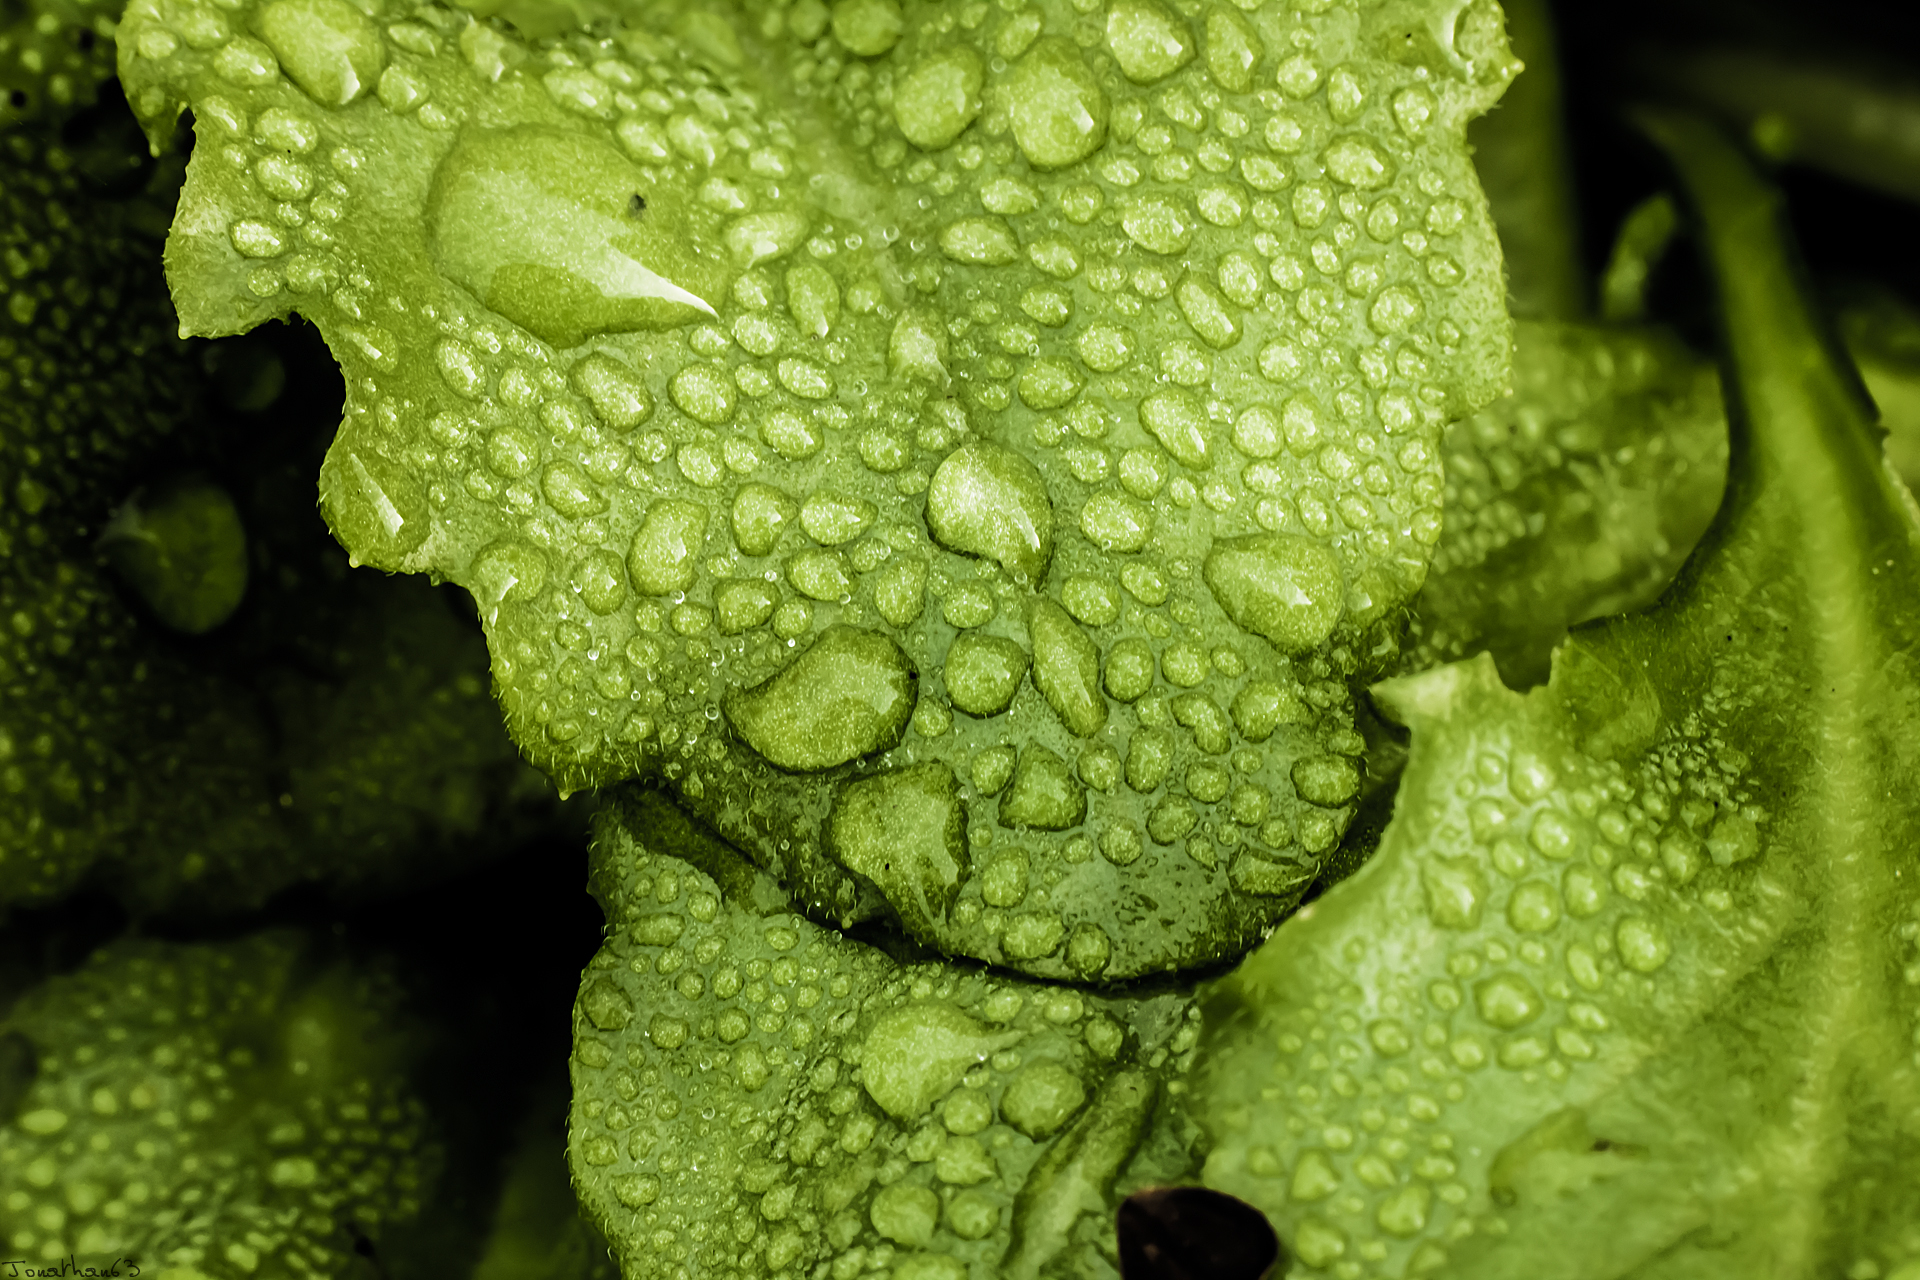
[1404,318,1727,686]
[118,0,1519,979]
[1187,113,1920,1276]
[569,788,1203,1280]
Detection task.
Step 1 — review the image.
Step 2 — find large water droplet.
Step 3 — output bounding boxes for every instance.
[830,763,968,939]
[1203,534,1344,653]
[724,626,916,771]
[253,0,383,106]
[428,126,727,349]
[892,47,983,150]
[859,1002,1019,1121]
[1008,39,1109,170]
[925,440,1055,583]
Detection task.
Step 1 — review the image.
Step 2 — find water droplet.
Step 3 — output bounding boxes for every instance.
[925,441,1055,582]
[467,537,548,607]
[377,64,430,113]
[726,626,916,771]
[428,126,726,349]
[571,549,628,615]
[668,364,737,424]
[626,499,708,597]
[725,210,811,267]
[1203,9,1264,93]
[1615,916,1671,972]
[1106,0,1193,84]
[1275,53,1320,99]
[229,218,285,258]
[1505,880,1561,932]
[1122,194,1194,255]
[1202,533,1345,654]
[859,1002,1018,1121]
[893,47,984,151]
[1001,1061,1087,1138]
[1007,39,1109,170]
[1472,973,1543,1028]
[254,0,384,106]
[1368,285,1423,334]
[322,447,429,565]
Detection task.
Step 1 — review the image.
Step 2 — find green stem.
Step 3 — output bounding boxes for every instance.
[1633,107,1898,565]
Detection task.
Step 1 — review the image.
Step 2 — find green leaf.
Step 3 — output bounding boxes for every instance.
[1462,0,1585,321]
[119,0,1519,979]
[1835,283,1920,494]
[0,931,442,1273]
[569,788,1203,1280]
[1634,44,1920,208]
[1186,114,1920,1276]
[1404,318,1727,687]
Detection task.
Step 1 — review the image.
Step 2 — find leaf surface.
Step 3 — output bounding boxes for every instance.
[569,788,1204,1280]
[1404,318,1727,686]
[0,119,554,919]
[119,0,1519,979]
[1187,114,1920,1277]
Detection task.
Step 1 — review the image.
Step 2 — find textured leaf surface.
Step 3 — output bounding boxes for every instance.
[1186,116,1920,1276]
[569,789,1203,1280]
[120,0,1516,979]
[1404,319,1727,686]
[0,932,440,1273]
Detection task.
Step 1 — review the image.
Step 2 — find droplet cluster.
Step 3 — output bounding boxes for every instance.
[118,0,1517,978]
[1404,321,1728,681]
[0,934,437,1274]
[1189,654,1782,1277]
[571,793,1201,1280]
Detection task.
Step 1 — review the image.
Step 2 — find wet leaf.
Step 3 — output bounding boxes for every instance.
[0,932,441,1272]
[1186,114,1920,1277]
[568,788,1204,1280]
[119,0,1519,979]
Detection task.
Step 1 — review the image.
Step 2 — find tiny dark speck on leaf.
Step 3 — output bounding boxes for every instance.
[629,193,647,214]
[1118,1186,1283,1280]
